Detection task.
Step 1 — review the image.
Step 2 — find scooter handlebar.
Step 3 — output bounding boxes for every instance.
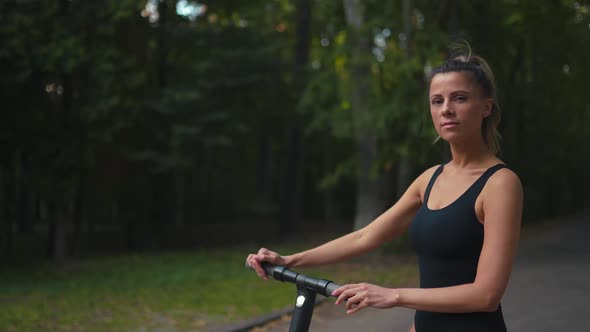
[249,262,341,298]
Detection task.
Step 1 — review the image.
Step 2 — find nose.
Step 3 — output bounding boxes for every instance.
[442,100,453,116]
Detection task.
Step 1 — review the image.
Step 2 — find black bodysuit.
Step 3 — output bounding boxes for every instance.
[408,164,508,332]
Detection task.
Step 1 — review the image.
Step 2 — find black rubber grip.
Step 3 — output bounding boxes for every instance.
[254,262,341,297]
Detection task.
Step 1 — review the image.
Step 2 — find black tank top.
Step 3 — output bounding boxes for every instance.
[408,163,508,332]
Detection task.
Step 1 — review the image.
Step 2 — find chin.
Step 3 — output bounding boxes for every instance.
[439,134,457,143]
[440,134,466,147]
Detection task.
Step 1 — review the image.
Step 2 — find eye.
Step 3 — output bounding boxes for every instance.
[454,95,467,102]
[431,98,443,106]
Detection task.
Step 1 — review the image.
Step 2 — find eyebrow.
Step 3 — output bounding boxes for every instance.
[429,90,471,99]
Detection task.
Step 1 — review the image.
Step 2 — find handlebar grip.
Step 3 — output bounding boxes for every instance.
[250,262,341,298]
[260,262,284,279]
[325,282,342,297]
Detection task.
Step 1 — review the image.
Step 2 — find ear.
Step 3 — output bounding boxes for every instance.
[483,98,493,118]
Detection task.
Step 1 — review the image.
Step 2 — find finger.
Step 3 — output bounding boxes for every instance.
[345,292,367,311]
[331,285,344,297]
[248,254,257,266]
[336,287,359,305]
[347,298,368,314]
[333,284,357,303]
[254,253,269,262]
[250,259,268,280]
[345,293,362,311]
[246,254,263,277]
[332,283,353,296]
[256,252,280,265]
[258,247,271,255]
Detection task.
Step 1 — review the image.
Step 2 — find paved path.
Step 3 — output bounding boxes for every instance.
[263,216,590,331]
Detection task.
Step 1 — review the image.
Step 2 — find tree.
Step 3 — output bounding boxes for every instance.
[342,0,382,230]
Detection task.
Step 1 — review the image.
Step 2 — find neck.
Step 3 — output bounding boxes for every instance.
[448,138,494,169]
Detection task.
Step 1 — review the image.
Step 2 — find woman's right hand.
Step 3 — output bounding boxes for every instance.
[245,248,287,280]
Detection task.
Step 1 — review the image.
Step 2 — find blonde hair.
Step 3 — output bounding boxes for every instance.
[429,42,502,155]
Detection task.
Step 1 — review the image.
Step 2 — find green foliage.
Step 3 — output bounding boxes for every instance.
[318,157,357,190]
[457,0,590,216]
[0,0,589,265]
[299,1,449,189]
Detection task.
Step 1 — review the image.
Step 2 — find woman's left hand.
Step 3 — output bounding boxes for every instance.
[332,283,400,314]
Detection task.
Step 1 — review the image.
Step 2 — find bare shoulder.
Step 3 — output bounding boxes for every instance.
[482,167,523,215]
[486,167,523,194]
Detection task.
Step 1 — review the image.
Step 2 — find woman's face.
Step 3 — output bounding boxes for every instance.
[429,71,492,145]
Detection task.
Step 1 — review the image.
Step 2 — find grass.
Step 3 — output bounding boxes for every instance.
[0,244,417,332]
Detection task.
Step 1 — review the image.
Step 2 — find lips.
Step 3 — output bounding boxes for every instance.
[441,122,459,128]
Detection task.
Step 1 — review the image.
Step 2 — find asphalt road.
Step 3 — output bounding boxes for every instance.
[263,215,590,332]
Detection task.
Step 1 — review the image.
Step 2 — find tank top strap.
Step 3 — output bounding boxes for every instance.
[423,165,445,205]
[466,163,508,199]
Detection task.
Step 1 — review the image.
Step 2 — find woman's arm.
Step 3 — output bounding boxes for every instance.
[334,168,523,314]
[247,166,438,279]
[284,172,423,267]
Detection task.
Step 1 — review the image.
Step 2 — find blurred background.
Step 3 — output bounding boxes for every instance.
[1,0,589,331]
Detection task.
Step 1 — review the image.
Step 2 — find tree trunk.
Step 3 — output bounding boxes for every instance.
[126,199,139,251]
[150,0,169,236]
[48,0,75,263]
[0,166,11,254]
[13,150,33,233]
[396,159,412,198]
[279,129,304,235]
[256,132,272,203]
[175,173,185,228]
[47,198,67,263]
[158,0,168,88]
[279,0,311,236]
[396,0,414,199]
[354,135,381,231]
[150,174,164,232]
[71,174,85,258]
[343,0,382,230]
[321,139,340,222]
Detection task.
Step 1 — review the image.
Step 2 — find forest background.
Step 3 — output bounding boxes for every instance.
[2,1,590,331]
[1,0,589,263]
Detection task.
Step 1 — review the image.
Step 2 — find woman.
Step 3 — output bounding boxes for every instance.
[246,46,523,332]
